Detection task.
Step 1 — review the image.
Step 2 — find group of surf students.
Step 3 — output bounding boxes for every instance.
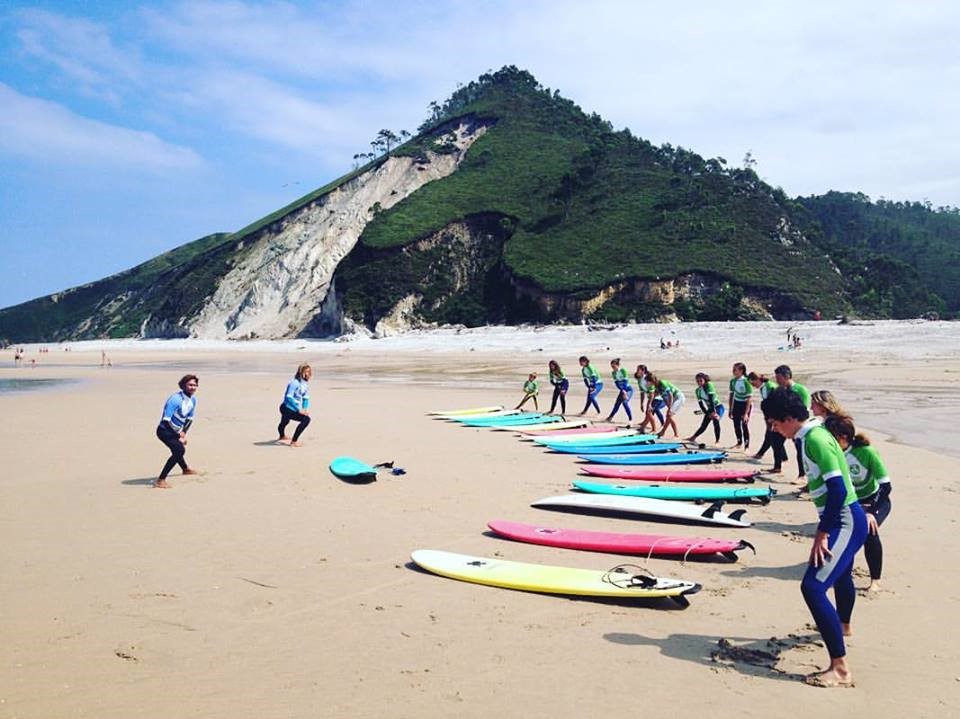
[516,356,892,688]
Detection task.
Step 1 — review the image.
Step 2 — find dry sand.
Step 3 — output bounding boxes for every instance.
[2,329,959,718]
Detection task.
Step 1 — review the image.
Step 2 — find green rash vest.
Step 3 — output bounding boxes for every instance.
[658,380,680,398]
[581,364,600,384]
[796,419,857,515]
[523,379,539,395]
[612,367,629,383]
[788,381,811,409]
[696,381,719,409]
[729,376,752,402]
[759,379,778,400]
[846,445,890,500]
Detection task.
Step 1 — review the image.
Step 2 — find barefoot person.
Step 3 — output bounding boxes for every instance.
[515,372,539,410]
[649,374,684,439]
[811,390,848,420]
[154,374,200,488]
[824,414,893,594]
[278,364,312,447]
[634,364,662,433]
[728,362,752,450]
[578,356,603,415]
[762,388,867,688]
[605,358,633,422]
[547,360,569,414]
[687,372,722,444]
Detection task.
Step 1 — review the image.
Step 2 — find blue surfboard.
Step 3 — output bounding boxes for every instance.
[577,451,726,465]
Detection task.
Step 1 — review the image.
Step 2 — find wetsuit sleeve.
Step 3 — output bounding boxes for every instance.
[302,387,310,410]
[283,380,300,411]
[818,474,847,532]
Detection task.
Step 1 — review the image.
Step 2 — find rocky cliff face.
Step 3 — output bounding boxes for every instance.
[183,118,490,339]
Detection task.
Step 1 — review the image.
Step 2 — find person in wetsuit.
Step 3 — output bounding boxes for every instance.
[154,374,200,488]
[547,360,569,414]
[687,372,722,444]
[763,388,867,688]
[605,358,633,422]
[278,364,312,447]
[578,356,603,415]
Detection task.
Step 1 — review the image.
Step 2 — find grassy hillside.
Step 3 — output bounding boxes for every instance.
[0,233,235,341]
[357,67,847,317]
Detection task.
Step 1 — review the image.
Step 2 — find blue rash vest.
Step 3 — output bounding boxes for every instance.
[161,391,197,432]
[283,378,311,412]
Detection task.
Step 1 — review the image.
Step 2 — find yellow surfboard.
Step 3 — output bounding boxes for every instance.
[411,550,700,605]
[428,405,504,417]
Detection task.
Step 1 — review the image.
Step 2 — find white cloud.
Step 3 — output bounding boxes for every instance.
[0,83,203,170]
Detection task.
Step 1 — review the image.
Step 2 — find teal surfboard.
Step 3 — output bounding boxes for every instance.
[573,480,775,503]
[329,456,377,482]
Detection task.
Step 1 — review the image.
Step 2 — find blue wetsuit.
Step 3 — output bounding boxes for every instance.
[580,364,603,414]
[607,368,633,421]
[798,420,868,660]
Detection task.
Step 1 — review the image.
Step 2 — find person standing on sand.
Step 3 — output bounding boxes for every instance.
[749,371,787,473]
[728,362,752,450]
[605,358,633,422]
[762,387,867,689]
[687,372,722,444]
[578,356,603,415]
[811,390,848,420]
[634,364,663,432]
[546,360,569,414]
[278,364,312,447]
[154,375,200,488]
[649,373,684,438]
[775,364,811,483]
[516,372,539,410]
[824,414,893,594]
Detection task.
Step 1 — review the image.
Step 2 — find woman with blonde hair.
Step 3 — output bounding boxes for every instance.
[811,390,849,420]
[278,364,312,447]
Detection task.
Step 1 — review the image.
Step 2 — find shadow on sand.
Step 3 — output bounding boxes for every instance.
[603,631,823,682]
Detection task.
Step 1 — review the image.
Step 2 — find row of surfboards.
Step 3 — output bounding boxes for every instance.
[409,405,774,606]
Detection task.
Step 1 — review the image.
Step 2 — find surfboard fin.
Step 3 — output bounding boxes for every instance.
[728,509,748,523]
[701,501,725,518]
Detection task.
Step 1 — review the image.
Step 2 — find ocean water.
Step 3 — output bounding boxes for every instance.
[0,378,79,395]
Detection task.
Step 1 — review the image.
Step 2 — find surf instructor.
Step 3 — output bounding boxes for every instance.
[279,364,312,447]
[154,374,200,488]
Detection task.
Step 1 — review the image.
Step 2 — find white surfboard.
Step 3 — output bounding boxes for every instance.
[531,429,640,444]
[493,419,590,432]
[531,494,751,528]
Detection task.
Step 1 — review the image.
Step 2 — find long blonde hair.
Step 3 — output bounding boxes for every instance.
[811,390,847,418]
[295,363,312,381]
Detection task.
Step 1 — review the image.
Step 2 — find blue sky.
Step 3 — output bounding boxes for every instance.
[1,1,958,309]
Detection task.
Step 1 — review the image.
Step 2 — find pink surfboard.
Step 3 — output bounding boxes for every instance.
[487,520,753,559]
[579,466,760,483]
[520,425,619,437]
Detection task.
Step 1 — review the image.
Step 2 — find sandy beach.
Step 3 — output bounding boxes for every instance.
[2,321,959,718]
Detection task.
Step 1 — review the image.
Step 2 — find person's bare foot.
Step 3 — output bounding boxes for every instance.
[277,436,291,444]
[842,622,852,637]
[767,467,783,474]
[153,478,171,489]
[728,443,742,450]
[866,580,883,593]
[804,668,854,688]
[289,441,302,447]
[182,468,200,475]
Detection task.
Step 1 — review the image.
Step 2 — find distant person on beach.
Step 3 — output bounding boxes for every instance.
[605,358,633,422]
[154,374,200,488]
[775,364,812,482]
[649,373,684,438]
[546,360,569,414]
[762,387,867,689]
[278,364,312,446]
[824,414,893,594]
[728,362,752,450]
[687,372,722,444]
[14,348,22,367]
[516,372,539,410]
[749,371,787,473]
[578,356,603,415]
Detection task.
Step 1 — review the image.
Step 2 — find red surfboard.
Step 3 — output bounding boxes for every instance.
[579,465,760,483]
[487,520,753,559]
